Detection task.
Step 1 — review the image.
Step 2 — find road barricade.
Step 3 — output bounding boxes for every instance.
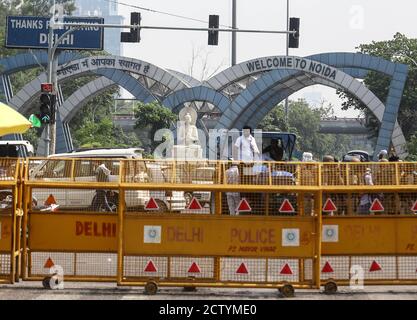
[22,158,120,282]
[0,159,21,283]
[117,160,322,296]
[319,162,417,292]
[11,158,417,295]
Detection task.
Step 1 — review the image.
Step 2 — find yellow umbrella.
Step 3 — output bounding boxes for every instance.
[0,102,32,136]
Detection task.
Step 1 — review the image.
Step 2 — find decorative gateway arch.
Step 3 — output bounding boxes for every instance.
[2,52,408,158]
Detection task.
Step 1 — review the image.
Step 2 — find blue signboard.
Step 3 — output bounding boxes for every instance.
[5,16,104,50]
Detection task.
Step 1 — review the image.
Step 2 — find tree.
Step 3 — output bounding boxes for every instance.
[186,45,227,81]
[258,99,355,160]
[406,135,417,161]
[337,33,417,141]
[134,101,177,152]
[72,117,141,149]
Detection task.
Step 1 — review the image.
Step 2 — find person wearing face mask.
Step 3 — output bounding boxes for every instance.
[233,126,260,162]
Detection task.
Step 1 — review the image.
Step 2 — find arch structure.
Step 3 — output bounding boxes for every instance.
[2,52,409,158]
[203,53,408,159]
[4,55,191,154]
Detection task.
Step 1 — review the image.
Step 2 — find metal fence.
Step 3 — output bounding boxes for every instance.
[0,159,21,283]
[0,158,416,294]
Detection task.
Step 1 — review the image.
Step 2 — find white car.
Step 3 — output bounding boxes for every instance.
[0,140,34,158]
[30,148,186,212]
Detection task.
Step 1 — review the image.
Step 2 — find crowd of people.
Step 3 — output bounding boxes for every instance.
[224,126,408,216]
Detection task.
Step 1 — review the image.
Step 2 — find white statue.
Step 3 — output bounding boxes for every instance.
[178,110,199,146]
[173,107,203,160]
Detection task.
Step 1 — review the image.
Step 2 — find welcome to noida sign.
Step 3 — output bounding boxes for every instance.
[5,15,104,50]
[245,56,338,81]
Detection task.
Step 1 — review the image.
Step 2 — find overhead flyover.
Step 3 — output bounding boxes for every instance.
[319,117,370,135]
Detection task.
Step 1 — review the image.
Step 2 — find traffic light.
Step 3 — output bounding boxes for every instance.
[121,12,141,43]
[288,17,300,48]
[39,93,56,124]
[208,15,219,46]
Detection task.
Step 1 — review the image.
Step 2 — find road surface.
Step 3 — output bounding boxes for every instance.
[0,282,416,300]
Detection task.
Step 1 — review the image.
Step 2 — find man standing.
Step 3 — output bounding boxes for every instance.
[225,159,240,215]
[358,168,374,214]
[233,126,260,161]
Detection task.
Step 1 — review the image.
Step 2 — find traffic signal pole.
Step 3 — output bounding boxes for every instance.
[44,22,54,156]
[45,20,81,156]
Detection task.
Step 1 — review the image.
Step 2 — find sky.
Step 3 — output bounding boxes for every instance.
[109,0,417,116]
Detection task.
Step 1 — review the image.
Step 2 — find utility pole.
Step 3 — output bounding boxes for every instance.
[232,0,237,66]
[45,14,54,156]
[284,0,290,127]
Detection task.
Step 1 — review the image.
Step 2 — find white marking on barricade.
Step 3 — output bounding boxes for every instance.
[282,229,300,247]
[322,225,339,242]
[143,225,161,244]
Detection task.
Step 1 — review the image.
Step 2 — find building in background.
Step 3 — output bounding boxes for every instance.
[74,0,124,56]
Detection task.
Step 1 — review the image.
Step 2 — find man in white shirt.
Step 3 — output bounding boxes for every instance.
[358,168,374,214]
[233,126,260,162]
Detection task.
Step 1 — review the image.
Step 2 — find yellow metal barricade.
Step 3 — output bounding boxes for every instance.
[320,162,417,291]
[22,158,120,282]
[117,160,322,295]
[10,158,417,295]
[0,158,21,283]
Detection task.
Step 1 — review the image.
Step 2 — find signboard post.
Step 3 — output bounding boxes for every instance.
[5,15,104,156]
[5,16,104,50]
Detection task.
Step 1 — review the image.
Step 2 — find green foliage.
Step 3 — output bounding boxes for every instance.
[259,100,355,160]
[406,134,417,161]
[72,117,141,149]
[337,33,417,141]
[134,101,177,150]
[22,126,42,150]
